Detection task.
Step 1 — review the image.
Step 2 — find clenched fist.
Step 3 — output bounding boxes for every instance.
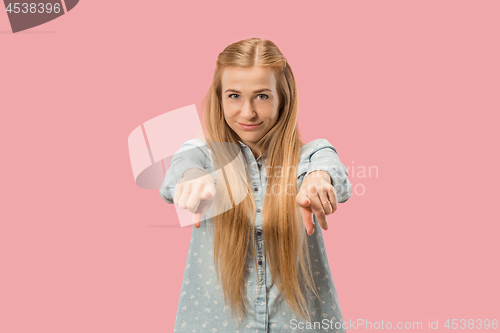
[174,168,216,228]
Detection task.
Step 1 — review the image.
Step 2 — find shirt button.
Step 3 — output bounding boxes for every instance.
[257,163,262,169]
[254,187,259,192]
[258,260,263,265]
[257,231,262,236]
[256,208,261,213]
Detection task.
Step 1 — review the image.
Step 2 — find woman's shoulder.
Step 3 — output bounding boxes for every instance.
[299,138,337,162]
[180,138,244,158]
[176,138,210,154]
[179,137,207,148]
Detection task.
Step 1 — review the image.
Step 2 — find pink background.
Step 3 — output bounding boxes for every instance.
[1,1,499,332]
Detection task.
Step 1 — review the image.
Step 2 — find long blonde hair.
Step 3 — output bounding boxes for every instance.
[201,38,319,323]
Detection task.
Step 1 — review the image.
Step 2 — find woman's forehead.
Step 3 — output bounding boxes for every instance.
[221,66,277,90]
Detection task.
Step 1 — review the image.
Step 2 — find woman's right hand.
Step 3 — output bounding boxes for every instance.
[174,168,216,228]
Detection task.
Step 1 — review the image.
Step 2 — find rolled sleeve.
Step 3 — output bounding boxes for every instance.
[159,139,209,204]
[303,139,352,203]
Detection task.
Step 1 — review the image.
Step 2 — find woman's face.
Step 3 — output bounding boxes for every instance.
[221,66,280,157]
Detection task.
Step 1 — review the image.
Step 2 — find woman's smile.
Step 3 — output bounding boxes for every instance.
[236,121,263,130]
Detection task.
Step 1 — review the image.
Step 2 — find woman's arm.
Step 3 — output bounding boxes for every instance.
[159,139,210,204]
[303,139,352,203]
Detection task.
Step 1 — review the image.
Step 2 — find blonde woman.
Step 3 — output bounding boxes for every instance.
[160,38,352,332]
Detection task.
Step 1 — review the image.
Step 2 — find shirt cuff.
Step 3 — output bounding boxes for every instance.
[306,145,352,203]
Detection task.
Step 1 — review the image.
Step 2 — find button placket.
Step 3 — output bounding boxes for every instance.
[259,247,265,285]
[254,161,263,216]
[255,227,265,285]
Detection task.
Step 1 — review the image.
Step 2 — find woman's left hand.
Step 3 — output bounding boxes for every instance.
[296,170,338,236]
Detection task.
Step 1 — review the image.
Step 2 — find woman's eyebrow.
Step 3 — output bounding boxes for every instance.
[225,88,272,93]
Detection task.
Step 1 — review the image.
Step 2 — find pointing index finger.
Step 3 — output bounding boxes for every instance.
[296,192,314,235]
[310,194,329,231]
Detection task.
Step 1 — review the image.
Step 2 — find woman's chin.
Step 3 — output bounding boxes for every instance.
[239,135,261,143]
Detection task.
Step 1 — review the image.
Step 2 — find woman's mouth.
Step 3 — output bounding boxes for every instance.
[237,122,263,130]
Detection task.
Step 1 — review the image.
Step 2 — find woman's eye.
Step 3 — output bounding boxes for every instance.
[228,93,268,99]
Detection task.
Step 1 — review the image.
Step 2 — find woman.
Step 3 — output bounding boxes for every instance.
[160,38,352,332]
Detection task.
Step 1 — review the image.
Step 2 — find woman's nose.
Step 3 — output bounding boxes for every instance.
[240,102,256,119]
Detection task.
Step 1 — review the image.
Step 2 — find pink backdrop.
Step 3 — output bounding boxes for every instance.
[1,1,499,332]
